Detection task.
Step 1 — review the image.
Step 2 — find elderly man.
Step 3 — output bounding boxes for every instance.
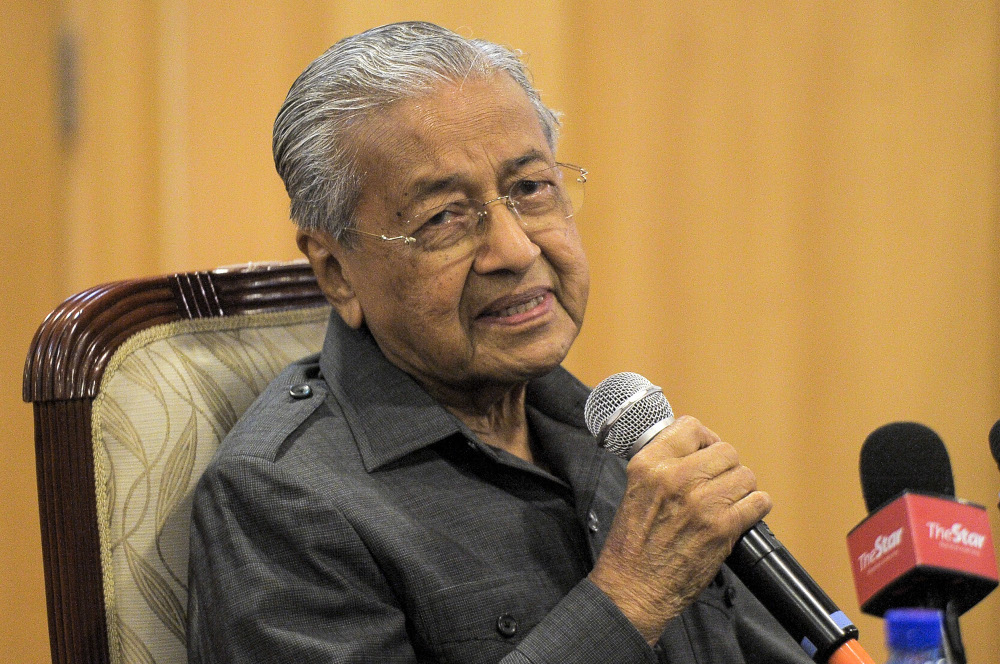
[187,21,813,663]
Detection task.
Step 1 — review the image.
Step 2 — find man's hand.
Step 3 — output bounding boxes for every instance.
[588,415,772,644]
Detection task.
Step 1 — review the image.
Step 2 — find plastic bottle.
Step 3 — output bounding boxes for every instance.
[884,608,947,664]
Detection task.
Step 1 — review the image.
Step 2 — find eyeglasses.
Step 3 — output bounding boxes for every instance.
[346,162,587,257]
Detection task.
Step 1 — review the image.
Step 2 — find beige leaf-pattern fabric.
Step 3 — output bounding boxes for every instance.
[155,411,197,534]
[119,618,158,664]
[91,308,330,664]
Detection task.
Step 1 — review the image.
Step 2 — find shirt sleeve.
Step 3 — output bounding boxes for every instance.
[499,579,658,664]
[187,454,416,663]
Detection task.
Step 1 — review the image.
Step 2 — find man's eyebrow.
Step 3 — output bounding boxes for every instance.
[498,150,550,178]
[407,150,552,201]
[410,174,463,201]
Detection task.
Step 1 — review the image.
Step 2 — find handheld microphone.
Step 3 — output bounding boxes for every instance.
[584,372,874,664]
[848,422,999,664]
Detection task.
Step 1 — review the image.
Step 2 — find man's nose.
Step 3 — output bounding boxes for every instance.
[472,198,540,273]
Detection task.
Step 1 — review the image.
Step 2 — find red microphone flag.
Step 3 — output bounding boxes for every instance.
[847,492,998,616]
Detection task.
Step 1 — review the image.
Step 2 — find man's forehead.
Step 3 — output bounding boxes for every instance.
[350,75,552,202]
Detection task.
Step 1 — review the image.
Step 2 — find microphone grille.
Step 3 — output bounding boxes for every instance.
[584,372,673,458]
[859,421,954,513]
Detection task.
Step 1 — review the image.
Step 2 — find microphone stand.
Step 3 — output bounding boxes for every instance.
[943,600,966,664]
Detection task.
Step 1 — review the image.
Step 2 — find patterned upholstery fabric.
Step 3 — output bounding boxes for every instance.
[90,307,330,664]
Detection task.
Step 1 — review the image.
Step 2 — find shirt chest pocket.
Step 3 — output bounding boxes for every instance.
[409,574,555,663]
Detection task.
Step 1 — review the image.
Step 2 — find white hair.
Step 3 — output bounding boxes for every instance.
[272,21,561,242]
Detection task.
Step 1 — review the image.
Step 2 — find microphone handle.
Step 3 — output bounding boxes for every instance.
[727,522,860,663]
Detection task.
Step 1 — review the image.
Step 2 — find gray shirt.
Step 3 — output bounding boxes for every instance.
[187,312,812,663]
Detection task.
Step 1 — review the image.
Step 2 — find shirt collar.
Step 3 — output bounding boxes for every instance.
[317,310,600,473]
[318,312,462,471]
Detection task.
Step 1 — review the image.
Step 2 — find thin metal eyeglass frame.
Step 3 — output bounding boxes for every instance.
[345,162,588,248]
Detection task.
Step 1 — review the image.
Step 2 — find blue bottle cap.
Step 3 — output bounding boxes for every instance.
[885,608,943,651]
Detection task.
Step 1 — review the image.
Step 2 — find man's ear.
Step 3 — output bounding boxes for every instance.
[297,229,364,329]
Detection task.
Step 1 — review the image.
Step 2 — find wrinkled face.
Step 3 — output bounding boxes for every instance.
[334,74,589,396]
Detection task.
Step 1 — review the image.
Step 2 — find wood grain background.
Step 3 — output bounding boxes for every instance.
[4,2,998,661]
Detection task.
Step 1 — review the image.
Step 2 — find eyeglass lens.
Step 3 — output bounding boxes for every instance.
[404,164,585,253]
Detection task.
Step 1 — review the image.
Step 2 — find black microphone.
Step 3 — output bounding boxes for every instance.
[989,418,1000,475]
[852,423,999,664]
[584,372,870,664]
[990,418,1000,511]
[858,422,954,513]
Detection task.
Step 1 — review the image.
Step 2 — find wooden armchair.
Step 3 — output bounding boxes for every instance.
[23,261,330,664]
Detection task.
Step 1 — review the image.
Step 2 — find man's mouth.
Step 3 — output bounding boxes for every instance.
[478,290,553,322]
[493,294,546,318]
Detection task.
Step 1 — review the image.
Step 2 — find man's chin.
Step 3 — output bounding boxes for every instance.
[490,347,572,384]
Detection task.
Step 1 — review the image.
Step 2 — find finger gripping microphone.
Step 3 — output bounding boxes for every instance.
[585,372,872,664]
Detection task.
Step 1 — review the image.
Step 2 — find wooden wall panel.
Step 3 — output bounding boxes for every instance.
[4,2,998,662]
[2,2,63,663]
[563,5,1000,662]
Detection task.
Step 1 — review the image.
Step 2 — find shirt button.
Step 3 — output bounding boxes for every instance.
[587,511,600,533]
[289,383,312,399]
[496,613,518,637]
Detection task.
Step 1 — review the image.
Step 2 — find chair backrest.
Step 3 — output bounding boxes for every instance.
[23,261,331,664]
